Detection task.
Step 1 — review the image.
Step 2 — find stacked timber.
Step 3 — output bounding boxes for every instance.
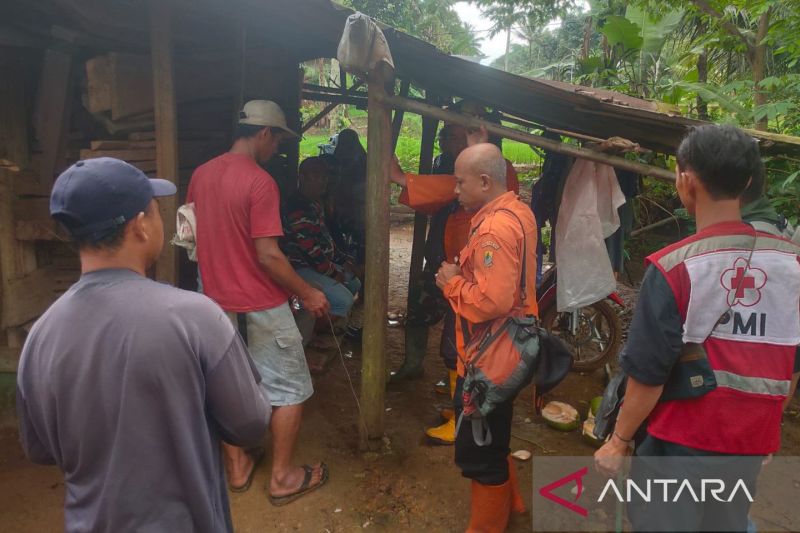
[79,131,228,191]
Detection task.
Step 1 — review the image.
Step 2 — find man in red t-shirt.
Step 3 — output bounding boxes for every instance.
[187,100,330,504]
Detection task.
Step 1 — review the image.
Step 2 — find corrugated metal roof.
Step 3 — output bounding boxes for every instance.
[6,0,799,154]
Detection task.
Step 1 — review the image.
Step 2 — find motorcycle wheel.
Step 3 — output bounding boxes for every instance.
[540,299,622,372]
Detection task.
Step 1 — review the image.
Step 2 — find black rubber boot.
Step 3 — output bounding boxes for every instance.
[389,324,428,382]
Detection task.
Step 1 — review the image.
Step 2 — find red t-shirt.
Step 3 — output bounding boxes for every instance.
[187,153,288,312]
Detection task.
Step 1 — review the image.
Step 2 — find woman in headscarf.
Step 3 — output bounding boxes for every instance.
[329,129,367,277]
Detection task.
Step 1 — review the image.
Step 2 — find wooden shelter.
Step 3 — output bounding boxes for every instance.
[2,0,799,440]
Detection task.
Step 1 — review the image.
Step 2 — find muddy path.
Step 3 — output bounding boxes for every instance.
[1,221,799,532]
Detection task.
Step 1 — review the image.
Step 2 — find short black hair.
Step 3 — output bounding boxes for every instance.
[676,124,761,200]
[234,124,284,141]
[69,223,128,251]
[739,156,766,205]
[62,201,155,252]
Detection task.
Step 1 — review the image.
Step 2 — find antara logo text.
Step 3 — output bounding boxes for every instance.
[598,478,754,504]
[540,468,754,517]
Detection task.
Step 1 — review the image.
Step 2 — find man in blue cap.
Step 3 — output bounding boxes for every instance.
[16,157,270,532]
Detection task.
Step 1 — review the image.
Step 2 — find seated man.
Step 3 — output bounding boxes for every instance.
[282,157,361,323]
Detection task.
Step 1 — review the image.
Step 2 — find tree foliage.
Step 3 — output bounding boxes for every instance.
[341,0,484,57]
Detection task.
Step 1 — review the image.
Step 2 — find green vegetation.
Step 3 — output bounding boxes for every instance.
[299,129,541,174]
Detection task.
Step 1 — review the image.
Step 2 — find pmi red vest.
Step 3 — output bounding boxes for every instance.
[646,221,800,454]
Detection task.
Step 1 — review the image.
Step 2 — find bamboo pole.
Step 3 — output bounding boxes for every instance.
[359,61,394,450]
[377,93,676,183]
[148,0,179,285]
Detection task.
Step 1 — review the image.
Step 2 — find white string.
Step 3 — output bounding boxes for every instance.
[325,313,368,436]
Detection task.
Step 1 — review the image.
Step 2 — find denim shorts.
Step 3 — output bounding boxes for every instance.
[227,302,313,407]
[296,267,360,317]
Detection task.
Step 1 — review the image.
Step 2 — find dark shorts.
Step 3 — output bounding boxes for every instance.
[453,377,513,485]
[439,308,458,371]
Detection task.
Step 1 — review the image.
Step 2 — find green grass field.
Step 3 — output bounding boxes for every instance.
[299,134,541,169]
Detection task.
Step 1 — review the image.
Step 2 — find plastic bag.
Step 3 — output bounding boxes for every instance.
[170,202,197,262]
[336,12,394,74]
[555,160,625,311]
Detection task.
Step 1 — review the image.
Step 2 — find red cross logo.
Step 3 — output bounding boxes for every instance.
[720,257,767,307]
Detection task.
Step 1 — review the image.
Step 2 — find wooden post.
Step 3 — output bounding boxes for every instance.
[148,0,179,285]
[406,95,438,315]
[34,48,72,183]
[390,79,410,151]
[359,61,394,450]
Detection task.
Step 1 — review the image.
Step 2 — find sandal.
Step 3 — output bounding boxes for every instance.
[228,447,265,493]
[268,463,329,506]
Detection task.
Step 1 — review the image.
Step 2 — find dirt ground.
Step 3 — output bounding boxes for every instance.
[2,221,800,532]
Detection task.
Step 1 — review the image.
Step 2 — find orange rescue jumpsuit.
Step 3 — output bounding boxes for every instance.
[443,191,538,492]
[400,160,520,264]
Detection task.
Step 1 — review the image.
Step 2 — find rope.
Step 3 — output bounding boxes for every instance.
[325,313,369,436]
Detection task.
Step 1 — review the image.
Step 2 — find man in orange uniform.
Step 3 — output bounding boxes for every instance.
[389,125,519,446]
[436,141,538,532]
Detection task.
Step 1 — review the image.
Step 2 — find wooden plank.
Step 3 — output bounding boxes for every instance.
[13,198,49,222]
[149,0,179,286]
[85,54,112,113]
[16,219,65,241]
[5,169,51,197]
[359,62,394,450]
[0,346,20,373]
[128,131,156,141]
[131,160,157,173]
[378,93,677,183]
[90,139,156,150]
[390,79,410,151]
[34,49,73,183]
[0,66,29,170]
[1,266,56,328]
[79,148,156,161]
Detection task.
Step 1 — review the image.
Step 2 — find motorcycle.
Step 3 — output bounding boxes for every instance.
[536,264,624,372]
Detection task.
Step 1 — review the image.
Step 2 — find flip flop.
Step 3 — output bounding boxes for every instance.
[268,463,329,506]
[229,447,265,493]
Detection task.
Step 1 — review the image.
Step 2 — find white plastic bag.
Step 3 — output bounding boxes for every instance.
[336,12,394,74]
[555,160,626,311]
[170,202,197,262]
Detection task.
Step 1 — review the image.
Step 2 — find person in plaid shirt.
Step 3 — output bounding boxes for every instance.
[282,157,361,321]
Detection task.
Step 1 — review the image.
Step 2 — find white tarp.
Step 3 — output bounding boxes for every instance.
[555,159,626,311]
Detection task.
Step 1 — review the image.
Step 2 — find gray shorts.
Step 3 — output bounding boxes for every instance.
[227,302,313,407]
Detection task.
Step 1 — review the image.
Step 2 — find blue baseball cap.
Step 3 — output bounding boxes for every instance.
[50,157,177,241]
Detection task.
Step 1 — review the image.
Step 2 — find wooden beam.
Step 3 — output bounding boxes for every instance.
[301,79,366,134]
[405,95,438,317]
[359,62,394,450]
[148,0,179,285]
[0,347,20,373]
[378,93,676,183]
[390,80,411,151]
[34,48,73,183]
[16,219,65,241]
[302,91,367,107]
[1,266,56,328]
[0,65,29,170]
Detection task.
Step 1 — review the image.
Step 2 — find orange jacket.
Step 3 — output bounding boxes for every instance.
[441,191,539,376]
[399,161,519,263]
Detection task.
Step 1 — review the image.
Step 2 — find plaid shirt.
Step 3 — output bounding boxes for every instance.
[281,192,349,276]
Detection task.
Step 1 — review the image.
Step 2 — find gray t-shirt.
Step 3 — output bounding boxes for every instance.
[16,269,270,533]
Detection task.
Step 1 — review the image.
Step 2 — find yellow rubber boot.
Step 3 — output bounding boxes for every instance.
[428,369,458,444]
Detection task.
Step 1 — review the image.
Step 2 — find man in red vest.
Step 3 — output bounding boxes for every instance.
[595,125,800,531]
